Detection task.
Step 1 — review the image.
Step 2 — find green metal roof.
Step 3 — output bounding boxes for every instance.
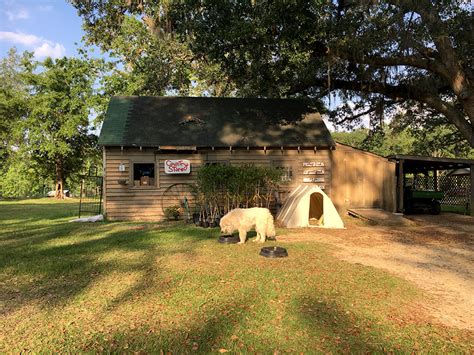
[98,96,131,146]
[98,96,335,148]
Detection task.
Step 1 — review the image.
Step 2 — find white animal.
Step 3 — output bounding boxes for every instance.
[220,207,276,244]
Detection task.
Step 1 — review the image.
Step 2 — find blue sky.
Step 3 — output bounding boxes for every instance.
[0,0,86,59]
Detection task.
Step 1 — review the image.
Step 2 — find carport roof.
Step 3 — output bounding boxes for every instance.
[387,154,474,173]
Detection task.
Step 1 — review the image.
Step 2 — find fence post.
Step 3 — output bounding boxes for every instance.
[98,176,103,215]
[470,164,474,217]
[397,160,404,213]
[79,179,84,218]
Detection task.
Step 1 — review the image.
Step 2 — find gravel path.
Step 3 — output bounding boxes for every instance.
[278,212,474,331]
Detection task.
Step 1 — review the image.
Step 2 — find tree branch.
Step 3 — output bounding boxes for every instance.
[337,51,432,71]
[332,100,398,125]
[288,76,417,101]
[288,76,473,145]
[334,106,377,125]
[417,93,473,146]
[320,45,449,78]
[387,0,474,128]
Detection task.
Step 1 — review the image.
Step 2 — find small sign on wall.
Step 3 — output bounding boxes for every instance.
[303,161,325,167]
[303,169,325,175]
[303,177,325,183]
[165,159,191,174]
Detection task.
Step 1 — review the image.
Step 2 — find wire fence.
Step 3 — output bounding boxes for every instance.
[406,174,470,208]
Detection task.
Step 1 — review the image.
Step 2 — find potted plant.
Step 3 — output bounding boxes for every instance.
[164,205,181,220]
[192,212,200,226]
[209,219,217,228]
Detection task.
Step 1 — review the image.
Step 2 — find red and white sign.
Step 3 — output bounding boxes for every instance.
[164,159,191,174]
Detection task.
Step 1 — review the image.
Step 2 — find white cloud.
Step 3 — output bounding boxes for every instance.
[34,42,66,58]
[5,8,30,21]
[0,31,65,58]
[0,31,39,46]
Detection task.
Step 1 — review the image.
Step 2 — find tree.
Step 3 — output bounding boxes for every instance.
[71,1,473,146]
[332,118,474,158]
[0,48,28,168]
[0,48,39,198]
[17,54,105,199]
[69,0,236,97]
[389,111,474,158]
[166,0,472,145]
[331,129,369,149]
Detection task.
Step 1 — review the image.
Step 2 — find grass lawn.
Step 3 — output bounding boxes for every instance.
[0,199,472,353]
[441,204,470,215]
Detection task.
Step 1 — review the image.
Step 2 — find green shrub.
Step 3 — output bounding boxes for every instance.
[195,164,283,221]
[0,159,50,198]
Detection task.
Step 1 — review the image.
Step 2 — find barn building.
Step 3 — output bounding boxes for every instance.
[98,96,397,221]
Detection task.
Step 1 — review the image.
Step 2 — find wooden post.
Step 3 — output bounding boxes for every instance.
[102,146,107,218]
[470,164,474,216]
[397,160,404,213]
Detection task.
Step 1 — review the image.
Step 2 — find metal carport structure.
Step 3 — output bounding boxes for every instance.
[387,155,474,216]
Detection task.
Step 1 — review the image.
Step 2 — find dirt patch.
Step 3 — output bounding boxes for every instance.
[277,213,474,331]
[348,208,416,227]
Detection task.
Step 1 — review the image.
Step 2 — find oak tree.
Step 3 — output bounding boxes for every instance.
[171,0,473,145]
[70,0,236,96]
[71,1,473,146]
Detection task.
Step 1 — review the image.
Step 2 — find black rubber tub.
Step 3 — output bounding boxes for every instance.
[259,246,288,258]
[218,235,240,244]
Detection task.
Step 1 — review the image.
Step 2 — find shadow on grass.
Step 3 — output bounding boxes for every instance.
[0,215,218,316]
[0,201,79,228]
[294,295,392,353]
[71,296,253,353]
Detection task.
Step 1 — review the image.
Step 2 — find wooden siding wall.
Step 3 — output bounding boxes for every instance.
[330,144,396,212]
[104,147,332,221]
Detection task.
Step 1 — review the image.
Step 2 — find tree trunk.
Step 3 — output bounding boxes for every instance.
[418,93,474,147]
[55,158,65,199]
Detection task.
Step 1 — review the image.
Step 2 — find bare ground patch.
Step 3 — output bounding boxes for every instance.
[278,213,474,331]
